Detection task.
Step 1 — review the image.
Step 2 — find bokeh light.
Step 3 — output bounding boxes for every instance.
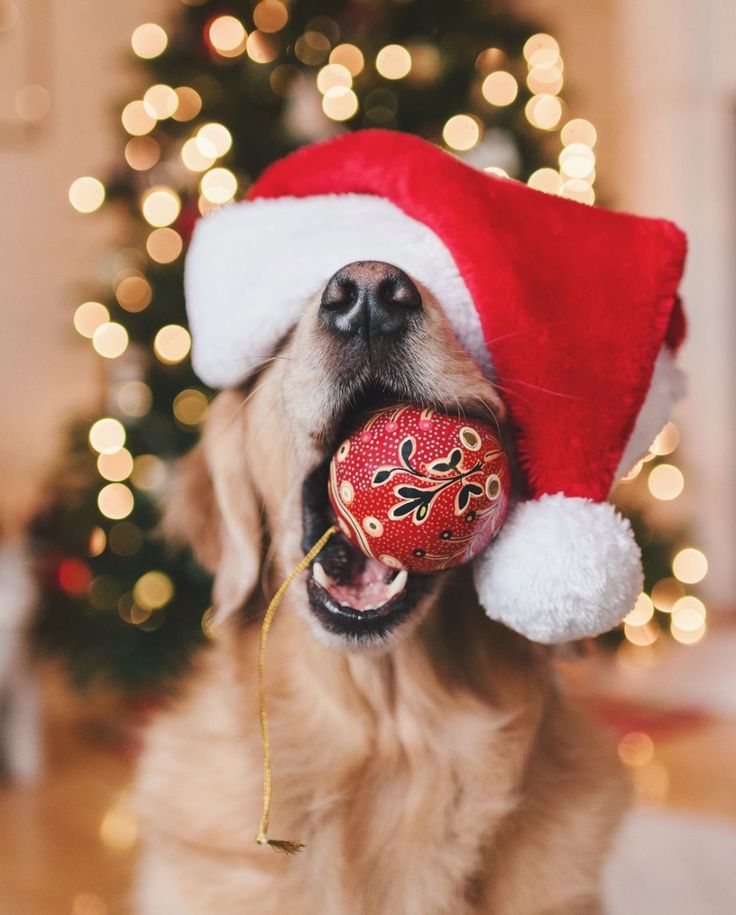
[172,87,202,122]
[141,186,181,227]
[68,177,105,213]
[527,167,563,194]
[650,421,680,456]
[208,15,247,57]
[154,325,191,364]
[114,381,152,418]
[523,33,560,64]
[121,100,155,136]
[197,122,232,157]
[14,84,51,121]
[329,43,364,76]
[651,577,685,612]
[134,571,175,610]
[89,418,126,455]
[182,137,216,172]
[618,731,655,768]
[97,448,134,482]
[443,114,481,151]
[246,31,280,63]
[624,593,655,627]
[98,483,134,520]
[317,63,352,94]
[672,547,708,584]
[253,0,288,33]
[131,23,168,59]
[322,86,358,122]
[200,167,237,204]
[132,454,167,491]
[143,84,178,120]
[376,44,412,80]
[125,136,160,171]
[648,463,684,501]
[92,322,129,359]
[146,228,183,264]
[525,94,562,130]
[115,275,152,313]
[481,71,518,106]
[173,389,209,426]
[74,302,109,338]
[561,118,597,148]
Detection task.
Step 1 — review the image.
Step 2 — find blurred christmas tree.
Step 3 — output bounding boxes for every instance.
[33,0,700,695]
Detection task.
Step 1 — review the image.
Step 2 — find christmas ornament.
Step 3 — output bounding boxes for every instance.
[185,129,688,643]
[328,404,509,574]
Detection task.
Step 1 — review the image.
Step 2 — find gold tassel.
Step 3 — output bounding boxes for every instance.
[255,525,338,855]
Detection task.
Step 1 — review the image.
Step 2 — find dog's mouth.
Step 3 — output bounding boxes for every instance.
[301,387,430,643]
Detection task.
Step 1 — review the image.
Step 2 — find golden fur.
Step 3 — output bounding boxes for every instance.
[135,287,629,914]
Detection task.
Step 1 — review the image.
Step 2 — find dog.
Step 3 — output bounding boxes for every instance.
[135,261,629,914]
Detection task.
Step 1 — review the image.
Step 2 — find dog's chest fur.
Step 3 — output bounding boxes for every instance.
[135,606,621,915]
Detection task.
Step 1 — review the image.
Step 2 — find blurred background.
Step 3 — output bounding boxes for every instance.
[1,1,734,913]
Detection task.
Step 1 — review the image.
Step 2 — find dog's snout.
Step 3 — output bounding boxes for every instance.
[319,261,422,339]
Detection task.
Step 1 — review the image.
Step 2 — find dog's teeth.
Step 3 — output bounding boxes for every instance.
[386,570,408,599]
[313,562,331,590]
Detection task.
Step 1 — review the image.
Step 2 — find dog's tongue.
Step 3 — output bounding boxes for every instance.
[315,556,406,612]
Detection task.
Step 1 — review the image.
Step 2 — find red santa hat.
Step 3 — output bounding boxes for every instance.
[185,129,687,644]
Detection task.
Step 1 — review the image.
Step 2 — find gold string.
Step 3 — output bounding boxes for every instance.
[255,525,338,855]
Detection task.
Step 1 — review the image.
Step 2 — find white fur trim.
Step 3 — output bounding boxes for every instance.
[615,347,686,483]
[185,194,490,388]
[473,494,642,643]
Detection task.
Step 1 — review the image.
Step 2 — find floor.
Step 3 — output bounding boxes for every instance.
[1,638,735,915]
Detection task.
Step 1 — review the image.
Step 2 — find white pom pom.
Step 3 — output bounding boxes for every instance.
[473,494,642,643]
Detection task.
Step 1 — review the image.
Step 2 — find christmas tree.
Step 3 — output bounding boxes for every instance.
[36,0,696,695]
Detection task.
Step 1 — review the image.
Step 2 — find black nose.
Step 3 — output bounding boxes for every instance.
[319,261,422,340]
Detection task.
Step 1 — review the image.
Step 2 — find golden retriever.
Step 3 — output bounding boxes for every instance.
[135,262,629,914]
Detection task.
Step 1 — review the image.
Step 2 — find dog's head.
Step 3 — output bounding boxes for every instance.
[167,261,505,650]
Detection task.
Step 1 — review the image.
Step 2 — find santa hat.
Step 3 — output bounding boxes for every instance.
[185,129,687,644]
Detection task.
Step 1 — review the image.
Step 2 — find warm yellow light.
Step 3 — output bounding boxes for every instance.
[172,87,202,122]
[146,228,183,264]
[523,33,560,63]
[246,30,279,63]
[89,418,126,455]
[141,186,181,227]
[620,459,644,482]
[559,179,595,205]
[329,43,364,76]
[618,731,655,768]
[92,322,129,359]
[208,15,247,57]
[74,302,109,338]
[650,421,679,456]
[133,570,174,610]
[625,593,655,627]
[322,86,359,122]
[671,596,706,629]
[115,275,152,313]
[443,114,481,151]
[376,44,412,80]
[561,118,597,148]
[525,94,562,130]
[197,122,232,157]
[672,548,708,584]
[114,381,153,418]
[100,796,139,850]
[253,0,288,33]
[317,63,352,94]
[132,454,167,491]
[671,618,707,645]
[560,154,595,180]
[131,23,168,60]
[154,325,191,364]
[527,64,563,96]
[173,389,209,426]
[624,621,659,647]
[143,84,178,120]
[294,31,330,66]
[648,463,684,501]
[69,177,105,214]
[98,483,134,520]
[124,136,160,171]
[121,100,155,136]
[481,71,518,107]
[484,167,509,178]
[200,167,237,204]
[98,448,134,482]
[181,137,215,172]
[651,577,685,613]
[476,47,508,75]
[88,527,107,558]
[527,168,562,194]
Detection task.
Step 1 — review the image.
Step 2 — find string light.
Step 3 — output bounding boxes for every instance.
[253,0,288,33]
[146,228,183,264]
[143,84,178,120]
[133,571,174,610]
[114,381,152,418]
[322,86,358,122]
[171,87,202,122]
[527,64,563,96]
[246,31,280,64]
[154,325,191,364]
[624,593,655,626]
[89,418,126,455]
[208,15,247,58]
[131,23,168,60]
[484,167,509,178]
[92,322,129,359]
[560,179,595,205]
[97,448,134,482]
[88,527,107,558]
[525,94,562,130]
[197,123,232,157]
[527,168,562,194]
[141,186,181,227]
[329,43,364,76]
[317,64,352,94]
[125,136,160,171]
[443,114,481,151]
[648,463,684,501]
[173,389,209,426]
[131,454,167,491]
[200,167,238,204]
[481,71,518,106]
[294,31,331,66]
[651,577,685,612]
[98,484,134,520]
[115,274,152,313]
[181,137,216,172]
[74,302,109,338]
[121,100,155,136]
[68,177,105,214]
[672,548,708,584]
[561,118,597,148]
[376,44,412,80]
[650,422,680,456]
[670,596,707,644]
[522,33,560,65]
[624,620,659,647]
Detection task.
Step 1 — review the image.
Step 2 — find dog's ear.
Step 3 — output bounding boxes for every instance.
[162,391,262,624]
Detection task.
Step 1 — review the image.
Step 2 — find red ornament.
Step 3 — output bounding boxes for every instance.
[328,404,510,574]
